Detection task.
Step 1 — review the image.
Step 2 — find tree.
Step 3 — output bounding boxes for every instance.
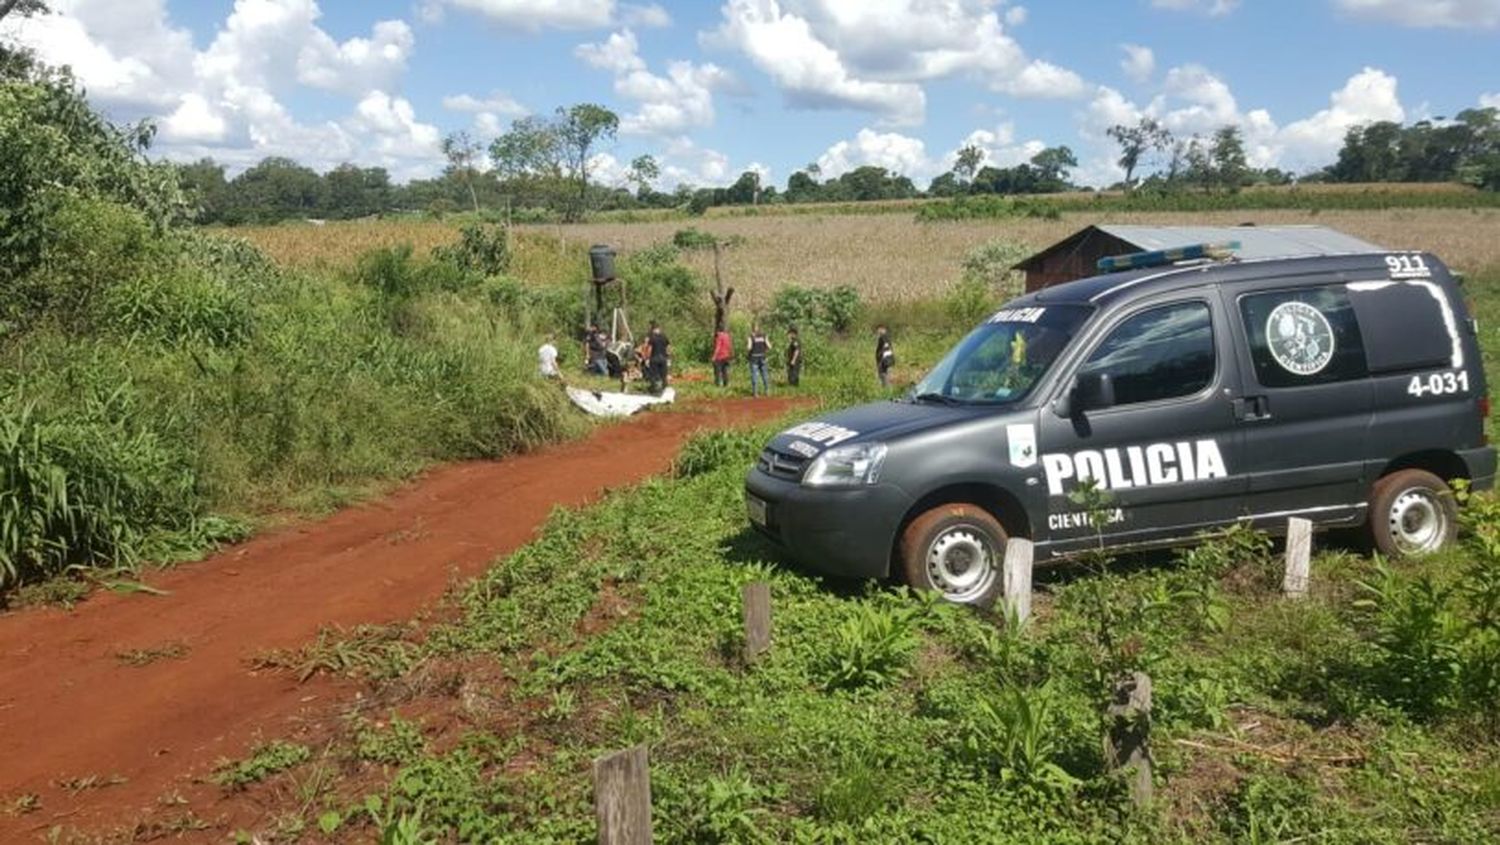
[785,170,821,203]
[725,170,761,205]
[626,154,660,197]
[954,144,984,186]
[176,158,228,222]
[1209,126,1248,191]
[1030,145,1078,191]
[1107,118,1172,189]
[441,131,484,212]
[0,0,47,22]
[324,163,391,219]
[555,103,618,220]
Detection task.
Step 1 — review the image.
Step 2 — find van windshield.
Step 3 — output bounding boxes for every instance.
[911,305,1092,405]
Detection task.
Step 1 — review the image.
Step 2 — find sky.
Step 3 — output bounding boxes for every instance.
[3,0,1498,189]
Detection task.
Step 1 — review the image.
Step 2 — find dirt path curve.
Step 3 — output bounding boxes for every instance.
[0,398,798,839]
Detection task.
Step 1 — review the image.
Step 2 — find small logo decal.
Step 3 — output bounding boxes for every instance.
[1266,301,1335,376]
[1007,424,1037,468]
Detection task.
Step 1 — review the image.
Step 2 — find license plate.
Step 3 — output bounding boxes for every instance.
[746,495,768,527]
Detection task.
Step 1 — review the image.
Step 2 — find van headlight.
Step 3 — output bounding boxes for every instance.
[803,443,888,488]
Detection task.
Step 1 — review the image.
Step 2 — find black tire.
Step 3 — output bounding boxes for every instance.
[898,503,1007,607]
[1367,468,1458,558]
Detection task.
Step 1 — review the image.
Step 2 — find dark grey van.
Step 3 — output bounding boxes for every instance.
[745,250,1495,605]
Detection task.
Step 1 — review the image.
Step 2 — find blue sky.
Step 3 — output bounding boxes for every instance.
[5,1,1498,187]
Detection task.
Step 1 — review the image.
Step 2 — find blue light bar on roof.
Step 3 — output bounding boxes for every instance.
[1097,240,1241,274]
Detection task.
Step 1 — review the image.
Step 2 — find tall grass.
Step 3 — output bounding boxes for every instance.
[0,205,592,591]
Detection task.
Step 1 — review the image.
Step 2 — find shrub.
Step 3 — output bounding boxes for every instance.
[822,602,920,691]
[768,284,862,335]
[432,223,510,277]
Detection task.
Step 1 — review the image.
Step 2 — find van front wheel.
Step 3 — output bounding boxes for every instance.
[899,504,1007,607]
[1368,469,1457,558]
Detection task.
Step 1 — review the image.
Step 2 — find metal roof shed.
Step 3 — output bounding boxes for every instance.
[1015,224,1385,292]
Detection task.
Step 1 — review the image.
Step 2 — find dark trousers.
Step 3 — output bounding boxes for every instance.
[787,362,801,386]
[713,360,729,386]
[648,357,669,393]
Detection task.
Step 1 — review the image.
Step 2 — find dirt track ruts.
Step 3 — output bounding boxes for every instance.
[0,397,800,840]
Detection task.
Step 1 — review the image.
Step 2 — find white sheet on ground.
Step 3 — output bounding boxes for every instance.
[566,386,676,417]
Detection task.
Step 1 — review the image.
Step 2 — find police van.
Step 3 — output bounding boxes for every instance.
[744,247,1495,606]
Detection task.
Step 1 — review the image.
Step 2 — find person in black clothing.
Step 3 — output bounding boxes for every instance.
[785,327,802,387]
[585,323,609,375]
[875,324,894,388]
[645,321,671,394]
[747,325,771,396]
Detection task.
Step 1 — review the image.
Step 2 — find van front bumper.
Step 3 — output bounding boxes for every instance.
[743,469,913,580]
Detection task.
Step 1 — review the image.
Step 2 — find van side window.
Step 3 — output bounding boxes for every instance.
[1080,301,1215,406]
[1239,287,1367,387]
[1346,283,1454,374]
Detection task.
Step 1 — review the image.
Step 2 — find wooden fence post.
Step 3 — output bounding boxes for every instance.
[1105,671,1153,807]
[594,744,652,845]
[742,581,771,664]
[1002,539,1034,625]
[1283,517,1312,599]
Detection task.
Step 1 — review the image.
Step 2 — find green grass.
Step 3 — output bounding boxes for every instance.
[224,418,1499,843]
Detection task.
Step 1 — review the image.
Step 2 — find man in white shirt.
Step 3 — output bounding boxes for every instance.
[538,335,560,378]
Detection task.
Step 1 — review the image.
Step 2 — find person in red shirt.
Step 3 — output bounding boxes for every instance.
[712,328,733,387]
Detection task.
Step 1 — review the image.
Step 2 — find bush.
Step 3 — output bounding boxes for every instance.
[822,601,920,691]
[768,284,862,334]
[432,223,510,277]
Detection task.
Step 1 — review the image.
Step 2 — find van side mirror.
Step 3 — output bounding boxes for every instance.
[1073,371,1116,413]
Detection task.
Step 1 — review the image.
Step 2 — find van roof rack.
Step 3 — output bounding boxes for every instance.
[1097,241,1241,274]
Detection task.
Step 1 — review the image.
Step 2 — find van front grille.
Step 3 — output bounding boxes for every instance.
[757,448,808,480]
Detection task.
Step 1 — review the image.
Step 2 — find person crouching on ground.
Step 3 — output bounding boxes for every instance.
[712,326,733,387]
[538,333,560,379]
[875,324,894,388]
[747,325,771,396]
[785,327,802,387]
[645,321,671,394]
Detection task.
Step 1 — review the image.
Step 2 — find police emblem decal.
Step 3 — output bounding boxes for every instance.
[1266,301,1335,376]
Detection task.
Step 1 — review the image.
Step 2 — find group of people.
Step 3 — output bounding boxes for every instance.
[540,320,898,395]
[711,326,802,396]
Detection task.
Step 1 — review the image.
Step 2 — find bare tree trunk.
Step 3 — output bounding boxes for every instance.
[711,241,734,332]
[466,173,479,213]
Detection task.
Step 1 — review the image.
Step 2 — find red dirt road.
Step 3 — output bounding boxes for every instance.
[0,398,798,840]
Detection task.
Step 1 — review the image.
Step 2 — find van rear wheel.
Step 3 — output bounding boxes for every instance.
[1368,469,1457,558]
[899,504,1006,607]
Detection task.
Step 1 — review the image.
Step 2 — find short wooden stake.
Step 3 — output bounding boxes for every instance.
[1283,517,1312,599]
[1106,671,1153,807]
[742,581,771,664]
[1002,539,1034,625]
[593,744,652,845]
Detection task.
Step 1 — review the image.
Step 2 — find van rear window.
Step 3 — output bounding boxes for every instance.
[1239,287,1368,387]
[1346,282,1455,374]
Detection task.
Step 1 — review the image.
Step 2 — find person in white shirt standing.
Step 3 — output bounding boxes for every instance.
[538,334,560,378]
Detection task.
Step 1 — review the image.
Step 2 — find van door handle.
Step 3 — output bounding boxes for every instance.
[1233,395,1271,422]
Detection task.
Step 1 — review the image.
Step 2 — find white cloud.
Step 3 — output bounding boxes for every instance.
[1334,0,1500,28]
[704,0,1085,126]
[704,0,925,126]
[621,3,673,27]
[818,128,935,180]
[1120,44,1155,83]
[659,137,733,186]
[1151,0,1240,15]
[1482,92,1500,108]
[1276,66,1405,169]
[1074,65,1408,184]
[576,29,737,137]
[421,0,616,30]
[813,123,1048,185]
[1,0,195,108]
[443,92,528,117]
[7,0,444,179]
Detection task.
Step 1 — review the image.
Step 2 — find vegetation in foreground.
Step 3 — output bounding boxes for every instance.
[189,420,1500,844]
